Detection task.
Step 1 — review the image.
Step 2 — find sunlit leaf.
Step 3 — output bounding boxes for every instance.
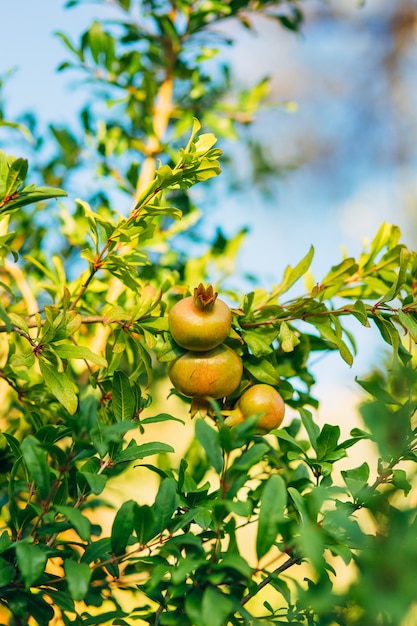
[39,359,78,414]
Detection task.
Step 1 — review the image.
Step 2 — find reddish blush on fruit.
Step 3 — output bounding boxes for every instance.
[224,384,285,433]
[168,344,242,399]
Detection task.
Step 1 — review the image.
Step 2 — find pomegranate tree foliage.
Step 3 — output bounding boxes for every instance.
[0,1,417,625]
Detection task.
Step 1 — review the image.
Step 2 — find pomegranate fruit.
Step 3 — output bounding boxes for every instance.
[168,283,232,351]
[223,384,285,433]
[168,344,243,399]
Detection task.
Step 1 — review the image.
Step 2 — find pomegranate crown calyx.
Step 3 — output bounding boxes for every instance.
[193,283,218,310]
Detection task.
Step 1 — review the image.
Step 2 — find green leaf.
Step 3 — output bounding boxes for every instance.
[134,505,155,545]
[46,589,75,613]
[111,500,137,556]
[287,487,307,521]
[0,557,15,587]
[54,505,91,541]
[299,408,320,454]
[392,468,412,496]
[397,309,417,342]
[157,336,186,362]
[152,477,180,534]
[0,184,67,214]
[81,538,112,565]
[296,516,325,572]
[341,462,370,499]
[141,413,185,425]
[242,329,275,356]
[315,322,353,366]
[20,436,50,500]
[275,428,308,453]
[15,542,47,587]
[379,246,410,304]
[231,442,270,472]
[244,356,281,385]
[218,552,252,579]
[360,222,400,271]
[195,418,223,474]
[114,441,174,463]
[0,530,12,555]
[39,359,78,414]
[64,559,92,601]
[316,424,341,462]
[372,315,399,354]
[256,474,287,559]
[9,350,36,369]
[351,300,371,327]
[356,378,402,406]
[273,245,314,297]
[185,588,205,626]
[202,586,235,626]
[53,343,107,367]
[321,257,359,287]
[112,370,136,422]
[8,312,30,333]
[279,321,300,352]
[4,158,28,198]
[76,470,107,495]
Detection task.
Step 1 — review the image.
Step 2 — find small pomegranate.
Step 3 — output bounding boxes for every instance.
[223,384,285,433]
[168,284,232,351]
[168,344,243,399]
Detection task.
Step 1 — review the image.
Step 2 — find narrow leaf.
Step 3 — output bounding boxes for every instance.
[195,419,223,474]
[299,408,319,454]
[111,500,137,556]
[115,442,174,463]
[112,370,136,422]
[0,185,67,213]
[20,436,50,500]
[317,323,353,366]
[356,378,402,406]
[397,309,417,342]
[4,158,28,197]
[152,477,180,534]
[273,245,314,297]
[54,343,107,367]
[134,505,155,545]
[379,246,410,304]
[256,474,287,559]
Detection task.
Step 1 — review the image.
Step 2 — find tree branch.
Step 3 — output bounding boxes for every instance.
[240,555,301,606]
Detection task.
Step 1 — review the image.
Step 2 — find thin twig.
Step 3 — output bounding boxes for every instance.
[240,555,300,606]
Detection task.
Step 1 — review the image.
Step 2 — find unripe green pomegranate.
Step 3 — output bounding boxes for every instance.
[168,284,232,351]
[223,384,285,433]
[168,344,243,399]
